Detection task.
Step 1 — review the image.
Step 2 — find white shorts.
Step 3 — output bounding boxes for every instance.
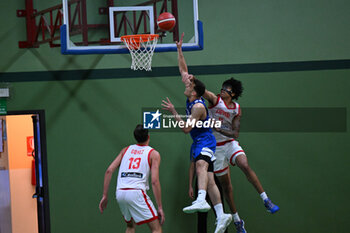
[213,140,246,176]
[116,189,158,225]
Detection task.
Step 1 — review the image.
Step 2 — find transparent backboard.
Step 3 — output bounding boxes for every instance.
[60,0,202,54]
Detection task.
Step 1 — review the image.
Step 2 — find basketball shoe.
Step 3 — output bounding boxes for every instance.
[214,213,233,233]
[234,219,247,233]
[264,198,280,214]
[183,199,211,213]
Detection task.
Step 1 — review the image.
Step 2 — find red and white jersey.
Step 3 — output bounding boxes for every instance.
[117,144,154,191]
[208,95,241,143]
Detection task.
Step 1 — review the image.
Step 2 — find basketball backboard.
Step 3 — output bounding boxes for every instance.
[60,0,203,54]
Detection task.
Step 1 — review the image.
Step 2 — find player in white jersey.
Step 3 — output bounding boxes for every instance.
[99,125,164,233]
[204,78,280,230]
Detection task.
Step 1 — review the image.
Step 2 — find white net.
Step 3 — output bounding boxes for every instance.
[121,35,158,71]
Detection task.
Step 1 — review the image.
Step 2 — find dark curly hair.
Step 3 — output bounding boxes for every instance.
[222,77,243,100]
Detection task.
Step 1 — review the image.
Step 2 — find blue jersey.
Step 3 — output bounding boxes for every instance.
[186,98,213,140]
[186,98,216,160]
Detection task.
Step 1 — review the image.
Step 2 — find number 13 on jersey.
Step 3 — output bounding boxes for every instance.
[129,157,141,169]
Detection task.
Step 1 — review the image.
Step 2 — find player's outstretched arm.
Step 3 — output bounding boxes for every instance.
[203,89,218,107]
[99,147,127,214]
[176,32,192,85]
[162,98,204,134]
[161,97,187,133]
[150,150,165,225]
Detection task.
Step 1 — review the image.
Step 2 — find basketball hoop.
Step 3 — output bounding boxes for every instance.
[121,34,159,71]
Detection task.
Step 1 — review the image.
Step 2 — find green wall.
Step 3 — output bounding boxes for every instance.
[1,0,350,233]
[7,70,350,233]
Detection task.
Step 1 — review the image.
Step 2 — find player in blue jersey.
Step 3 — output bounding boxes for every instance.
[161,33,232,233]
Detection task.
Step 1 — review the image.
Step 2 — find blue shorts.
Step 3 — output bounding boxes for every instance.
[190,134,216,162]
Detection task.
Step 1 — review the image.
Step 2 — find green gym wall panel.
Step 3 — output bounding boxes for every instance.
[4,69,350,233]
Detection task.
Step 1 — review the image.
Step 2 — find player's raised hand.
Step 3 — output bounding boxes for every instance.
[161,97,175,114]
[176,32,184,50]
[183,74,195,86]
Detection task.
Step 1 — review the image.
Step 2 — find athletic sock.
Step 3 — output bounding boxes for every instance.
[197,190,207,201]
[260,192,268,201]
[214,203,224,219]
[232,212,241,222]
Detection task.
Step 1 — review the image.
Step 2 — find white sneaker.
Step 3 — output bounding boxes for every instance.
[183,199,211,213]
[214,213,233,233]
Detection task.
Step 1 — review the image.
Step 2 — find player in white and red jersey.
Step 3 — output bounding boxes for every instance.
[204,78,279,230]
[99,125,164,233]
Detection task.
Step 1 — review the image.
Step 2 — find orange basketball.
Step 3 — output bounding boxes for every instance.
[157,12,176,31]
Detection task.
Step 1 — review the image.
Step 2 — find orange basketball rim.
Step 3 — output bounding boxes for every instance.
[120,34,159,71]
[121,34,159,50]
